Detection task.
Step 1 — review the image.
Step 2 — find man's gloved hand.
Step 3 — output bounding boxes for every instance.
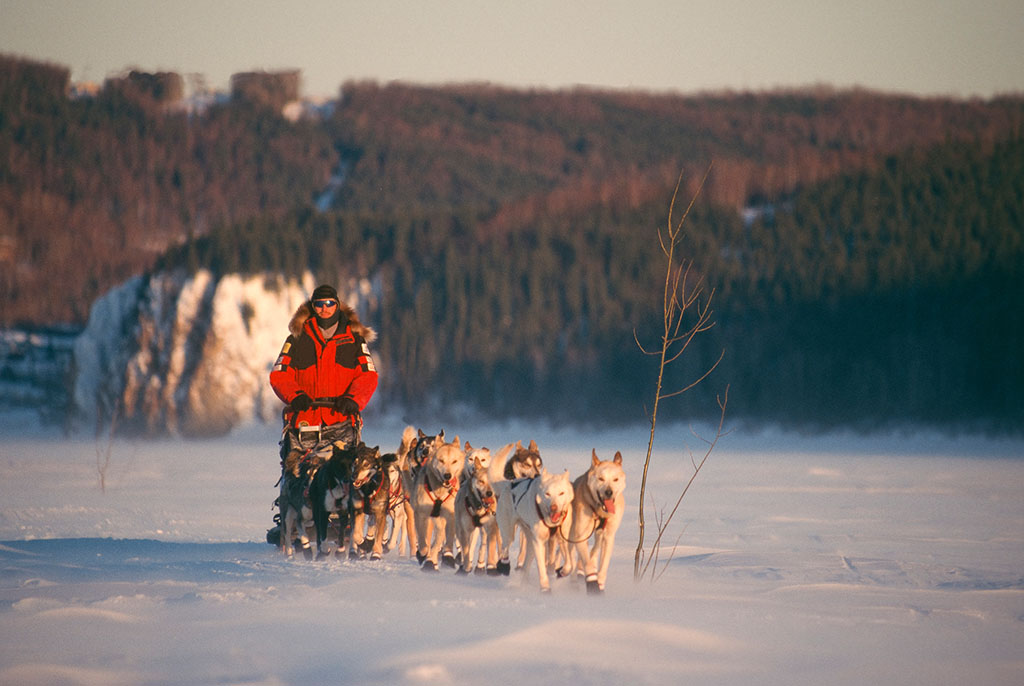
[290,392,313,412]
[332,395,360,416]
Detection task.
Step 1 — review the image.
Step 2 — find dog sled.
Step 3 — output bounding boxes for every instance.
[268,400,361,557]
[269,401,408,561]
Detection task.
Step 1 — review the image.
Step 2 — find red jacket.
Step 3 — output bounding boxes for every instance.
[270,302,378,428]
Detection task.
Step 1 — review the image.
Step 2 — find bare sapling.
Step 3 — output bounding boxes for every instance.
[633,164,727,582]
[95,394,120,493]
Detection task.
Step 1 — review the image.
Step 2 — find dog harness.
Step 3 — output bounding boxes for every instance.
[464,486,496,528]
[509,476,535,509]
[560,486,612,544]
[423,467,456,517]
[585,485,613,528]
[352,468,384,514]
[386,478,405,515]
[535,500,568,537]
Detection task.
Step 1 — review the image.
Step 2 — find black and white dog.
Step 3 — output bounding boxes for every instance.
[307,441,362,560]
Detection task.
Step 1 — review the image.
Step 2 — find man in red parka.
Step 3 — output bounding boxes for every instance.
[270,284,378,431]
[267,284,378,546]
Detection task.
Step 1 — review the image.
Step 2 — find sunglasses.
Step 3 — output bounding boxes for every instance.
[312,299,338,309]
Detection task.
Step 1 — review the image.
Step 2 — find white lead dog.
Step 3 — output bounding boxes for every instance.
[491,451,574,592]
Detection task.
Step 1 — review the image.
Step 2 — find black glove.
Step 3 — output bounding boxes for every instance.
[332,395,360,416]
[290,393,313,412]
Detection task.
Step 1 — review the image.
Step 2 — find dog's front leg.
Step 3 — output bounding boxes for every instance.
[402,501,416,557]
[594,527,618,591]
[351,510,366,553]
[336,503,353,559]
[554,509,574,578]
[484,523,500,573]
[439,509,457,568]
[577,527,610,593]
[427,512,447,567]
[586,534,602,572]
[515,528,529,570]
[415,510,435,569]
[299,505,315,560]
[454,515,471,575]
[570,516,594,585]
[528,528,551,592]
[281,509,296,557]
[400,471,418,557]
[544,523,572,583]
[424,517,436,559]
[551,533,572,579]
[493,492,514,576]
[464,525,481,573]
[389,506,407,556]
[371,505,387,560]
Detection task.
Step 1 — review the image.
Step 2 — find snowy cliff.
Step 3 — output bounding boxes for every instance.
[71,270,376,436]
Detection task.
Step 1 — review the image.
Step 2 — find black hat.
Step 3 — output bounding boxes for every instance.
[310,284,339,302]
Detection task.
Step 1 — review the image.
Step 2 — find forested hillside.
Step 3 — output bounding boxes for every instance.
[3,55,1022,429]
[156,136,1023,429]
[0,56,335,323]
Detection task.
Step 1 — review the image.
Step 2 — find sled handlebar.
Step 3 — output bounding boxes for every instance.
[289,398,359,411]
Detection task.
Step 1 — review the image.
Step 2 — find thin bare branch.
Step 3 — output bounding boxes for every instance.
[660,349,725,400]
[633,328,656,355]
[634,162,725,582]
[95,394,120,493]
[641,387,728,580]
[654,524,690,583]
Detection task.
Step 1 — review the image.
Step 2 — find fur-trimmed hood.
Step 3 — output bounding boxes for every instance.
[288,301,377,343]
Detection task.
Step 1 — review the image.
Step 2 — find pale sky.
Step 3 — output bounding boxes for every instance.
[2,0,1022,99]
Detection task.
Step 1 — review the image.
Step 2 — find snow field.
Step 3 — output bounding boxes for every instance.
[1,416,1022,685]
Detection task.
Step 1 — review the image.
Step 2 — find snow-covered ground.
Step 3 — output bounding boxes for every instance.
[1,412,1022,686]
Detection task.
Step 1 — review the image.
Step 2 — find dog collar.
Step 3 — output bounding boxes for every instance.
[423,468,456,504]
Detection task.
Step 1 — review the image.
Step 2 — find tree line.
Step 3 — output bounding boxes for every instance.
[157,135,1024,430]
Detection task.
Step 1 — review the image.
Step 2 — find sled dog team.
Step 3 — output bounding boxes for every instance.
[276,425,626,593]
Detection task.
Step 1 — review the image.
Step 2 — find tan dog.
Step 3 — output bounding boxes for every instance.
[493,465,575,593]
[454,454,500,575]
[410,435,465,571]
[396,426,446,558]
[568,449,626,594]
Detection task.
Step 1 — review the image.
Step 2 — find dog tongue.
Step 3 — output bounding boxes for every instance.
[603,499,616,514]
